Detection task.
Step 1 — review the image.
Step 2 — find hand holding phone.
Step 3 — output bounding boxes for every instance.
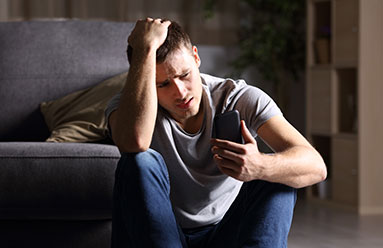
[214,110,243,144]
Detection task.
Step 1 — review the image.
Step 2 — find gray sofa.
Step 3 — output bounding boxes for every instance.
[0,20,133,248]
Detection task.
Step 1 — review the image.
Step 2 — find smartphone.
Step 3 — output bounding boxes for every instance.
[214,110,243,144]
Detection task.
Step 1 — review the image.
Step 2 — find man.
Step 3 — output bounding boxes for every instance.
[106,18,327,248]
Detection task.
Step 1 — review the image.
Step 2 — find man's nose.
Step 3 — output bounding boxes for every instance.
[172,79,187,99]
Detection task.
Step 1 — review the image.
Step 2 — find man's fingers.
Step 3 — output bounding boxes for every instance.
[211,145,244,164]
[128,17,171,51]
[145,17,170,25]
[217,164,238,179]
[210,138,245,154]
[213,154,241,173]
[158,19,171,27]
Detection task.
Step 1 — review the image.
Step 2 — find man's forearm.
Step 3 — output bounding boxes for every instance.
[111,49,158,152]
[259,145,327,188]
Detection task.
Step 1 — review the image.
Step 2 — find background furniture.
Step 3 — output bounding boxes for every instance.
[305,0,383,214]
[0,20,132,247]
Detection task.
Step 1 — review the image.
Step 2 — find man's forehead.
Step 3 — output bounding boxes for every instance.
[161,46,193,64]
[157,51,192,74]
[155,63,190,81]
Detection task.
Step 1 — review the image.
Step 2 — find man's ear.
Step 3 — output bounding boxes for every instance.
[192,46,201,68]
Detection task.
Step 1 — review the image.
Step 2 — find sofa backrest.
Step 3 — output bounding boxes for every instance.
[0,20,134,141]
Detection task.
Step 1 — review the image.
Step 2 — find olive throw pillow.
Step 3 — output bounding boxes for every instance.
[40,72,127,142]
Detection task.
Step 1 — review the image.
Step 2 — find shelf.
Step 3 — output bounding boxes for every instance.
[306,0,383,214]
[336,68,358,134]
[331,136,358,206]
[332,133,357,140]
[312,0,332,65]
[309,64,332,70]
[310,131,332,137]
[334,0,359,65]
[333,62,358,69]
[308,69,334,134]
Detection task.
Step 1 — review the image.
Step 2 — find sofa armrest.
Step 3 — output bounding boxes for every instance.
[0,142,120,220]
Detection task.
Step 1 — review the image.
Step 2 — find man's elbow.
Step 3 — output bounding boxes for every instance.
[298,150,328,188]
[314,154,328,184]
[109,115,152,153]
[113,134,151,153]
[319,160,328,182]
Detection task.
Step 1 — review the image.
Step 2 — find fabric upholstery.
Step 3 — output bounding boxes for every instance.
[0,21,134,141]
[0,142,120,219]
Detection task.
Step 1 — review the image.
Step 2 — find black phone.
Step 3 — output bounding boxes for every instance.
[214,110,243,144]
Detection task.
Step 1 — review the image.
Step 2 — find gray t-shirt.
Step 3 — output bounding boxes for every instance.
[106,73,282,228]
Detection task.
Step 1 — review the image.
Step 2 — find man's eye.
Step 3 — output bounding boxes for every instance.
[181,72,189,78]
[158,82,169,88]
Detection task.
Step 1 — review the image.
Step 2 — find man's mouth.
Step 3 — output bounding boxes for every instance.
[176,97,194,109]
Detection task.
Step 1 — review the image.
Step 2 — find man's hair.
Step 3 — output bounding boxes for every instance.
[127,20,192,64]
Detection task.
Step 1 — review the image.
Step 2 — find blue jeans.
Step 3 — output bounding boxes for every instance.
[112,149,296,248]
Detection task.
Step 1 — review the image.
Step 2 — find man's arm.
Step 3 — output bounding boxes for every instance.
[210,115,327,188]
[109,18,171,153]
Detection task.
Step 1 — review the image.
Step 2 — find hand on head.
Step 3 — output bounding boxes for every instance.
[128,17,171,53]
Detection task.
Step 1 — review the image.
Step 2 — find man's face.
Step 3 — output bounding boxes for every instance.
[156,45,203,126]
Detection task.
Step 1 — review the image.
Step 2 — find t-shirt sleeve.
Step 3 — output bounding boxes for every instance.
[234,85,282,135]
[104,91,122,137]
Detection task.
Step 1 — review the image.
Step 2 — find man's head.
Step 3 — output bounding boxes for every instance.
[129,19,204,131]
[127,20,193,64]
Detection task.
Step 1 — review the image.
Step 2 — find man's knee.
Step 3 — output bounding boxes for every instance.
[267,182,296,203]
[259,182,296,212]
[117,149,170,190]
[119,149,167,173]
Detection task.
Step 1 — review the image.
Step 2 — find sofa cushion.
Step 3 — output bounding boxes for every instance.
[0,142,120,220]
[0,21,134,141]
[40,72,127,143]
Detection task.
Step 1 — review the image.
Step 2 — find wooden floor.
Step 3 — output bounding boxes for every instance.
[289,198,383,248]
